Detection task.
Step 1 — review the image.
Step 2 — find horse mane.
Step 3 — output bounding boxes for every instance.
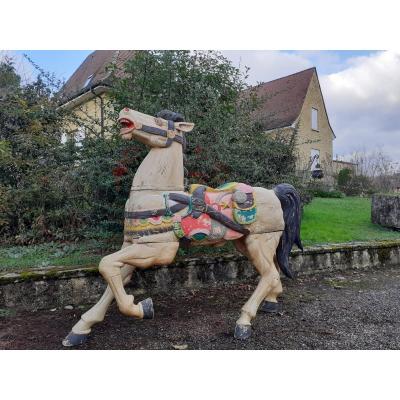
[155,109,185,122]
[155,109,188,188]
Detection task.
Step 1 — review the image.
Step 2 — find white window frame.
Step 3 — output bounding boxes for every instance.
[60,132,68,144]
[311,107,318,131]
[75,126,86,147]
[310,149,320,171]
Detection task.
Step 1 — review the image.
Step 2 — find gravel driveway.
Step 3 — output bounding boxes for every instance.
[1,266,400,349]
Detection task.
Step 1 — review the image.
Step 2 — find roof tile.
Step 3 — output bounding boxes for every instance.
[60,50,135,101]
[252,67,315,130]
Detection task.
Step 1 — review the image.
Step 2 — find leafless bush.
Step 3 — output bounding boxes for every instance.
[349,148,400,193]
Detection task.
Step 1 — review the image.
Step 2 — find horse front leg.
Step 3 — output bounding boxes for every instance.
[63,241,135,347]
[234,232,282,340]
[62,264,135,347]
[63,236,179,347]
[98,238,179,318]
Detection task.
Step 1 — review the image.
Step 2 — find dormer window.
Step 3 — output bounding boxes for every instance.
[82,74,93,89]
[311,108,318,131]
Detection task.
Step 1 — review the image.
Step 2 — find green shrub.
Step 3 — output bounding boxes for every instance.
[337,168,352,188]
[310,189,344,198]
[336,167,377,196]
[306,181,343,199]
[1,52,301,244]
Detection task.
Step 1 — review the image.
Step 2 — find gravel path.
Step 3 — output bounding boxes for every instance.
[1,266,400,349]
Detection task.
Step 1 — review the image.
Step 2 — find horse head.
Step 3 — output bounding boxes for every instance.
[118,108,194,148]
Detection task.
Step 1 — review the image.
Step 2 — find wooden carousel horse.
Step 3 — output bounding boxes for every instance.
[63,108,302,346]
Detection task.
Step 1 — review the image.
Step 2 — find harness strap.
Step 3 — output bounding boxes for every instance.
[141,120,184,147]
[125,185,251,236]
[191,185,207,218]
[169,192,250,235]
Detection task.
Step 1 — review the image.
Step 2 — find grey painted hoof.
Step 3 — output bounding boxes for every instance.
[260,301,282,314]
[62,331,88,347]
[234,324,252,340]
[139,297,154,319]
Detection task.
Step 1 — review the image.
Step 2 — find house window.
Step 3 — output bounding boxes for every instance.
[310,149,320,171]
[311,108,318,131]
[60,132,68,144]
[75,127,86,147]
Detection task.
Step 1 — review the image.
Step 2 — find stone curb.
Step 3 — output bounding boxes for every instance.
[1,240,400,310]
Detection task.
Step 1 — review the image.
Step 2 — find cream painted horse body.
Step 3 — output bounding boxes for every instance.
[63,108,302,346]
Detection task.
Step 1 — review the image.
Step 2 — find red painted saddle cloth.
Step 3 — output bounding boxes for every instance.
[124,182,256,242]
[172,182,256,242]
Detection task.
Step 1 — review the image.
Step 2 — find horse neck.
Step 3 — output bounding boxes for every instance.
[131,141,184,192]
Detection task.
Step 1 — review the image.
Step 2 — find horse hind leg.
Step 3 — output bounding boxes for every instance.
[234,238,283,314]
[260,258,283,314]
[234,232,282,340]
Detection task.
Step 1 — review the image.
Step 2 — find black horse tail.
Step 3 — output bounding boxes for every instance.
[273,183,303,279]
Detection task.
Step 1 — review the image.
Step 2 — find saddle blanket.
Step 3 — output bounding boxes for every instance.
[124,182,257,242]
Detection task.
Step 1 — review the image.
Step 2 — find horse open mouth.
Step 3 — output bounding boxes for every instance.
[119,118,135,135]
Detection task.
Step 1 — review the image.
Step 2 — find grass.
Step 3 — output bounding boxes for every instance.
[1,197,400,271]
[301,197,400,246]
[0,236,232,272]
[0,240,120,272]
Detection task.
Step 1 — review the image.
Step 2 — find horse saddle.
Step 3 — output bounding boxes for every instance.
[124,182,257,242]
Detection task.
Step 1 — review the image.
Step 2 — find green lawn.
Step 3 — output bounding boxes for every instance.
[0,240,120,272]
[1,197,399,271]
[301,197,400,246]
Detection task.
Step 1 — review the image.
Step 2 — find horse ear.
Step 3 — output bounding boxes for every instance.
[175,122,195,132]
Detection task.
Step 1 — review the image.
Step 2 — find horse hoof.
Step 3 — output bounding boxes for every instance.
[62,331,88,347]
[260,301,282,314]
[234,324,252,340]
[139,297,154,319]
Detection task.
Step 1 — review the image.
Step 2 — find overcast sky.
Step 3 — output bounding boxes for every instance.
[2,50,399,163]
[223,51,400,163]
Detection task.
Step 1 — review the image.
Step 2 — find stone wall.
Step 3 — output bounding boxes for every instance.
[1,240,400,310]
[372,194,400,229]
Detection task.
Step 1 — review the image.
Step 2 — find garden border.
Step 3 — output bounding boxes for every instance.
[1,240,400,310]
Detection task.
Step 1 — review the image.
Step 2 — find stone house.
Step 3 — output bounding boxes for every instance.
[252,67,340,180]
[60,51,351,180]
[59,50,135,141]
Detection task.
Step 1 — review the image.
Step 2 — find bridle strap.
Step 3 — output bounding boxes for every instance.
[141,120,184,147]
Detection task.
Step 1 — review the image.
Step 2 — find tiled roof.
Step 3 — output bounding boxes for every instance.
[252,67,315,131]
[59,50,135,102]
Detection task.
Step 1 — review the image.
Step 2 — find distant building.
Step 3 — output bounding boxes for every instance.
[61,52,351,181]
[252,67,337,180]
[59,50,134,141]
[331,159,358,175]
